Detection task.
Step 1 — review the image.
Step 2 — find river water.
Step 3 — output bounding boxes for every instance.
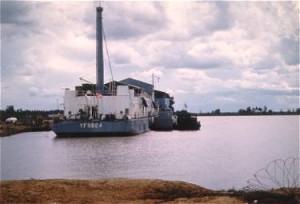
[1,116,299,190]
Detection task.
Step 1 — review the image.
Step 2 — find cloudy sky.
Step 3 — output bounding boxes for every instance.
[1,1,299,112]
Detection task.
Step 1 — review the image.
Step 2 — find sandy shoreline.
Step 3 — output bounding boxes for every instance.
[0,179,245,203]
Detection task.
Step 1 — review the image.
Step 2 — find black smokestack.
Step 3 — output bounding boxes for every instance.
[96,6,104,94]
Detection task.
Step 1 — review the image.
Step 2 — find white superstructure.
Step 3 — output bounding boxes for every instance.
[63,82,156,121]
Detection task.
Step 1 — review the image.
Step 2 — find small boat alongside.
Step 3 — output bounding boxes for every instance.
[173,110,201,130]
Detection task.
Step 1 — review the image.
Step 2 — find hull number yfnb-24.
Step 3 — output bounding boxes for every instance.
[80,123,102,128]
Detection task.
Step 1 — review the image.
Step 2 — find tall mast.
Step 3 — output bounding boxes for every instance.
[96,6,104,94]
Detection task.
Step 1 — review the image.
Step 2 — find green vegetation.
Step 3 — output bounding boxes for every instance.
[0,105,62,124]
[0,105,63,136]
[199,106,300,116]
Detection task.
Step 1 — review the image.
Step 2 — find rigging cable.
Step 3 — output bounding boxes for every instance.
[102,25,114,84]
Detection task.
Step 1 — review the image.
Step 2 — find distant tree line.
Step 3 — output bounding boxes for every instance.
[199,106,300,116]
[2,105,299,122]
[0,105,63,125]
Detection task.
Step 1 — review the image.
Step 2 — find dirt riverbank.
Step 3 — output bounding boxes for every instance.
[0,124,51,137]
[0,179,245,203]
[1,179,299,203]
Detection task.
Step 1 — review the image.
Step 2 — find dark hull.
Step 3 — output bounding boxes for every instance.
[173,122,201,130]
[52,118,150,137]
[152,110,173,130]
[173,110,201,131]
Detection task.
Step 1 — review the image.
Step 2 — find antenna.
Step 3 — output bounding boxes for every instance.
[152,73,160,86]
[152,73,160,101]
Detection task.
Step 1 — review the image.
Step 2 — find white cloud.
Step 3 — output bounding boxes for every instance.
[1,1,299,112]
